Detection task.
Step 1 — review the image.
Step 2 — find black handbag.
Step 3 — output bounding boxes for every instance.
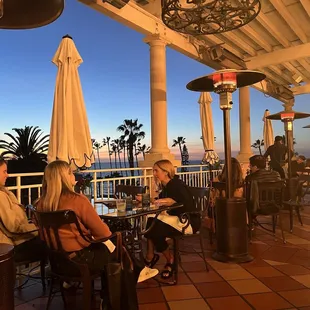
[104,232,139,310]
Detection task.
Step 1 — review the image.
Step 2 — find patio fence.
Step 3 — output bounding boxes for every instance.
[7,164,223,205]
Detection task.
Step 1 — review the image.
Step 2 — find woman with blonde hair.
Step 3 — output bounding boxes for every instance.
[0,158,44,261]
[144,159,199,279]
[36,160,113,259]
[36,160,157,299]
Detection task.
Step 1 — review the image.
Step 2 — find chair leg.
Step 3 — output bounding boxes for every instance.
[296,206,303,226]
[289,205,294,232]
[209,230,213,245]
[82,279,93,310]
[278,213,286,244]
[40,259,46,291]
[46,277,55,310]
[199,233,209,272]
[59,281,68,310]
[172,238,179,285]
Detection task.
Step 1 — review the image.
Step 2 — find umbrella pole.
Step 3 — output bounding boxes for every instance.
[209,163,213,182]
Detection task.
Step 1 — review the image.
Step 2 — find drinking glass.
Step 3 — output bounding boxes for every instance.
[116,199,126,213]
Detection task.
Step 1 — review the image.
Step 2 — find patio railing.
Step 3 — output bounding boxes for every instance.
[7,164,223,205]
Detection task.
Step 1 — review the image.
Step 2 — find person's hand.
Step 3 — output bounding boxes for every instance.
[154,198,175,207]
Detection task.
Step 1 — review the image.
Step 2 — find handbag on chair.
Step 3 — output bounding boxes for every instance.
[103,232,139,310]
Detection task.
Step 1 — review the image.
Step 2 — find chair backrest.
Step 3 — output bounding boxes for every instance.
[298,174,310,199]
[32,209,91,252]
[115,185,145,198]
[32,208,92,276]
[188,186,209,213]
[256,181,284,209]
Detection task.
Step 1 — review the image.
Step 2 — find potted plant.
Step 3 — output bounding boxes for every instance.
[76,173,93,200]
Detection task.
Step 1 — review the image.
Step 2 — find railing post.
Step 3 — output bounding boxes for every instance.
[93,172,97,201]
[199,166,203,187]
[16,176,21,204]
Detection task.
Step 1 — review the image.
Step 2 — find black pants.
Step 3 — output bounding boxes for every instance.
[14,236,46,263]
[72,242,114,271]
[144,218,182,253]
[271,163,285,179]
[72,242,115,300]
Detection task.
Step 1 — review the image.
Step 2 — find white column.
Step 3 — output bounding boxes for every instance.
[237,86,253,168]
[139,34,179,168]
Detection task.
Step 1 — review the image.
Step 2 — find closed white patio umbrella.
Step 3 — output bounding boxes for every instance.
[263,109,274,151]
[48,35,94,169]
[199,92,219,165]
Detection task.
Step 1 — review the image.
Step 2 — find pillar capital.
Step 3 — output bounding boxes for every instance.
[143,33,171,46]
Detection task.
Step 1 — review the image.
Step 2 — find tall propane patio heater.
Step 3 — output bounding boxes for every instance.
[187,69,265,262]
[267,109,310,198]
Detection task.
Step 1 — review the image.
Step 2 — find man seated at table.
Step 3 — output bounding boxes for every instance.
[245,155,281,214]
[291,155,306,177]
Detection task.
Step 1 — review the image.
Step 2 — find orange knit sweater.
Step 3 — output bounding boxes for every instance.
[37,193,111,252]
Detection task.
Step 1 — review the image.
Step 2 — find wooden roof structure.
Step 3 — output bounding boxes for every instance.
[79,0,310,103]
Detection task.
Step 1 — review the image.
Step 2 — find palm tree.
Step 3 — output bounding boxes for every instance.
[110,141,118,169]
[117,119,145,173]
[119,137,128,177]
[112,139,123,170]
[251,139,264,155]
[172,137,186,159]
[137,143,150,160]
[92,140,103,171]
[0,126,49,160]
[103,137,112,169]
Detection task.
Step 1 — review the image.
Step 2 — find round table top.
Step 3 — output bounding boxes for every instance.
[0,243,14,259]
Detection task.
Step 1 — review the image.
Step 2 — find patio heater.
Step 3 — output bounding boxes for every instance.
[0,0,63,29]
[187,69,265,263]
[266,110,310,182]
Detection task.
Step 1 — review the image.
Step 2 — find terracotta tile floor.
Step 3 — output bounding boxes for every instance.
[15,207,310,309]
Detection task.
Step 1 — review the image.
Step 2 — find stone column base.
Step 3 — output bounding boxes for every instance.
[138,152,180,168]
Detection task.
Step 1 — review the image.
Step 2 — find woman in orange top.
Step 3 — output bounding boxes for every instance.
[36,160,157,302]
[36,160,112,253]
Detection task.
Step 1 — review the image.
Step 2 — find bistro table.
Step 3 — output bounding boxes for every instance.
[96,203,183,260]
[0,244,14,310]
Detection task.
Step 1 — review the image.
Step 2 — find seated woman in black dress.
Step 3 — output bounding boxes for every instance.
[144,159,199,279]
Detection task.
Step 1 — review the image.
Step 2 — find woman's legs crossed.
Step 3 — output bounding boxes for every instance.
[145,218,181,262]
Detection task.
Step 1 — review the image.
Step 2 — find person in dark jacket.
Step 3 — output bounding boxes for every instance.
[143,159,198,279]
[291,155,306,177]
[264,136,287,179]
[245,155,281,213]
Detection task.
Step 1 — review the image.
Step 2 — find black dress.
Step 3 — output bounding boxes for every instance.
[144,176,200,253]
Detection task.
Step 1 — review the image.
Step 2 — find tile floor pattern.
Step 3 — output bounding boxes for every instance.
[14,208,310,310]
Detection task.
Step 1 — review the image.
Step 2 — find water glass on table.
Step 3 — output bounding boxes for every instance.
[116,199,126,213]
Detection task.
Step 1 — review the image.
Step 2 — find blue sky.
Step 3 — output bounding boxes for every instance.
[1,0,310,161]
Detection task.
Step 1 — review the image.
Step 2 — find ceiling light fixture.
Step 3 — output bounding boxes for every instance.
[161,0,261,35]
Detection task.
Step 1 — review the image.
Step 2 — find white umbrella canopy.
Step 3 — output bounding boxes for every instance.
[199,92,219,165]
[47,35,94,169]
[263,109,274,151]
